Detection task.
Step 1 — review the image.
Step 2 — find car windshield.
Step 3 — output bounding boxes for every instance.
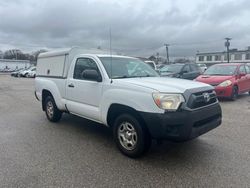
[204,65,237,75]
[99,57,159,79]
[160,64,183,73]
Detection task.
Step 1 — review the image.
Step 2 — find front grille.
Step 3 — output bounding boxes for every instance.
[187,90,217,109]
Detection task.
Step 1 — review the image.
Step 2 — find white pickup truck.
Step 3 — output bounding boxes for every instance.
[35,47,222,157]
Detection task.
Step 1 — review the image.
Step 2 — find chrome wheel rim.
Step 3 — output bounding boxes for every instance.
[46,101,54,119]
[118,122,137,151]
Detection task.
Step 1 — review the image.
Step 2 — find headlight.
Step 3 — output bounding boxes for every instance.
[218,80,232,87]
[152,93,185,111]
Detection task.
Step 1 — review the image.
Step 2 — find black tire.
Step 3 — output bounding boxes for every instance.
[113,114,151,158]
[44,96,62,122]
[230,86,238,101]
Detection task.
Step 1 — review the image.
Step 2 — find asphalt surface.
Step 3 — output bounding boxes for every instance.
[0,75,250,188]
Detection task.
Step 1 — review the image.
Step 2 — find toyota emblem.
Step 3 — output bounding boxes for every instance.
[203,92,210,103]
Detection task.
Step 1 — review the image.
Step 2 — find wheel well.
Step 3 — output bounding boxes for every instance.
[107,104,145,128]
[42,90,52,111]
[233,84,239,92]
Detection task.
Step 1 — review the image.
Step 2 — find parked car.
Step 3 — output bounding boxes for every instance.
[27,68,36,78]
[197,63,207,73]
[35,48,222,158]
[156,64,165,69]
[160,63,201,80]
[11,68,24,77]
[19,67,36,77]
[195,63,250,100]
[1,67,12,72]
[144,61,157,70]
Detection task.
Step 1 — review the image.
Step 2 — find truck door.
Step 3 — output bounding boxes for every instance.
[66,57,103,122]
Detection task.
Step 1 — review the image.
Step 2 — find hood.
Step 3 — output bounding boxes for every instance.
[114,77,212,93]
[196,75,234,85]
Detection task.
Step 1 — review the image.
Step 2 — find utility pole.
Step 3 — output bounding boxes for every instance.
[224,38,231,63]
[164,44,170,64]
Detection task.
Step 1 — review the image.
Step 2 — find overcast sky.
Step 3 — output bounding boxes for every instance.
[0,0,250,57]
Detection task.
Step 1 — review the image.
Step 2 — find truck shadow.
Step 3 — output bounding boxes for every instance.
[57,113,217,165]
[59,113,113,141]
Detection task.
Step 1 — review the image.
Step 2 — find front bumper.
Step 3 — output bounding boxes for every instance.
[140,103,222,141]
[214,86,233,97]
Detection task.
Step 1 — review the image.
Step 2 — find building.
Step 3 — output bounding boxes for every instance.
[0,59,31,71]
[196,47,250,65]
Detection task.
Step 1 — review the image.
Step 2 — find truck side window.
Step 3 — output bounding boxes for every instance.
[73,58,100,80]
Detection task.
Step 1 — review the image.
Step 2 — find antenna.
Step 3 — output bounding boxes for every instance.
[109,27,113,83]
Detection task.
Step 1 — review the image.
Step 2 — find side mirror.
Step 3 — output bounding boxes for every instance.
[82,69,102,82]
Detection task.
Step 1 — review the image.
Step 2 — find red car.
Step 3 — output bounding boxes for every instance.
[196,63,250,100]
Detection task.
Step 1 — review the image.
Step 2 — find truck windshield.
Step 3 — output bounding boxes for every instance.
[99,57,159,79]
[204,65,237,76]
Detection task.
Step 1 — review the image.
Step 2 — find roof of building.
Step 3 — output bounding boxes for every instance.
[197,48,250,56]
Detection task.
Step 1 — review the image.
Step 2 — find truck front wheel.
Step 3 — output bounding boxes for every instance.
[45,96,62,122]
[113,114,151,158]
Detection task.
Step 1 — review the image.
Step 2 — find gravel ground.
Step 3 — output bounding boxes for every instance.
[0,75,250,188]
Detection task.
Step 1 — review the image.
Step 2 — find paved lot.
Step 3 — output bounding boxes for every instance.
[0,75,250,188]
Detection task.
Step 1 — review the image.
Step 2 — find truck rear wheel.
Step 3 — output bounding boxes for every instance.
[45,96,62,122]
[113,114,151,158]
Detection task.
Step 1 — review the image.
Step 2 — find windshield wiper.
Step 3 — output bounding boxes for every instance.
[132,75,157,78]
[112,75,156,79]
[112,75,129,79]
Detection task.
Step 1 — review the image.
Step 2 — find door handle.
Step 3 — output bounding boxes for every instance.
[68,83,74,88]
